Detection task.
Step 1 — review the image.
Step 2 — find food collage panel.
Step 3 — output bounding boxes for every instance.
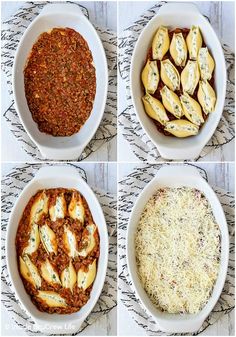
[1,1,235,337]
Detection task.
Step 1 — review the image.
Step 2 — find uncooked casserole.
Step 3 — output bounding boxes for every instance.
[135,187,220,314]
[16,188,99,314]
[141,26,216,138]
[24,28,96,137]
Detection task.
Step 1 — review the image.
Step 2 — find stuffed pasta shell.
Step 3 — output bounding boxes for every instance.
[160,86,183,118]
[180,93,204,126]
[165,119,199,137]
[161,59,180,91]
[23,223,40,255]
[152,26,170,60]
[198,47,215,81]
[19,255,41,288]
[197,80,216,114]
[61,261,77,292]
[77,259,97,290]
[30,191,48,224]
[63,226,79,258]
[37,291,67,307]
[141,60,159,94]
[39,224,57,255]
[181,60,200,95]
[68,192,85,224]
[186,26,202,60]
[41,259,61,285]
[49,193,67,222]
[142,93,169,125]
[170,33,188,66]
[78,223,97,257]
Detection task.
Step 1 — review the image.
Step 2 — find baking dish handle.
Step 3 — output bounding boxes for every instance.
[34,317,84,335]
[157,2,201,15]
[33,165,82,181]
[157,318,205,334]
[155,164,202,180]
[37,144,84,161]
[39,3,84,17]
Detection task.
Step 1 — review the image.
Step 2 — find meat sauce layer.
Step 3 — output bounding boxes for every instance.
[24,28,96,136]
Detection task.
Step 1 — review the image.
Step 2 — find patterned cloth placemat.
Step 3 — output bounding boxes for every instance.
[1,1,117,161]
[1,163,117,335]
[118,1,235,162]
[118,163,235,335]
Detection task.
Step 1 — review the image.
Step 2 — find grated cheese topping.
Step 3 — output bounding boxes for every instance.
[135,187,221,314]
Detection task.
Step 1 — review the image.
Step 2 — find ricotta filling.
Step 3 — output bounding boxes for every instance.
[167,123,198,133]
[175,36,185,65]
[199,48,210,80]
[191,27,198,59]
[155,31,165,59]
[147,62,158,92]
[201,82,213,112]
[185,63,197,94]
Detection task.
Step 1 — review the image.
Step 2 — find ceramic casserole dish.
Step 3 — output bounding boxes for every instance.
[6,166,108,334]
[127,165,229,333]
[13,3,108,160]
[131,3,226,160]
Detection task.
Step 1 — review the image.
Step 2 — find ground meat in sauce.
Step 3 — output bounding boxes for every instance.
[15,188,100,314]
[143,28,215,136]
[24,28,96,137]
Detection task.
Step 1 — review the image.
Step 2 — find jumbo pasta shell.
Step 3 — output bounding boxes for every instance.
[161,59,180,91]
[39,224,57,254]
[170,33,187,67]
[78,223,97,257]
[197,80,216,114]
[152,26,170,60]
[49,193,67,222]
[142,93,169,126]
[165,119,199,137]
[41,259,61,285]
[19,256,35,286]
[181,60,200,95]
[61,261,77,292]
[30,191,48,224]
[198,47,215,81]
[37,291,67,307]
[68,192,85,224]
[77,259,96,290]
[63,226,79,258]
[186,26,202,60]
[160,86,183,118]
[20,255,41,288]
[23,223,40,255]
[180,93,204,126]
[141,60,159,94]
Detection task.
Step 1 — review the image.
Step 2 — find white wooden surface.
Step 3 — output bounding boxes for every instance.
[1,163,117,336]
[118,1,235,162]
[1,1,117,162]
[118,162,235,336]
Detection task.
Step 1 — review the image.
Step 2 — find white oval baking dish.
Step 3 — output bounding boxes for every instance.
[13,3,108,160]
[127,165,229,333]
[131,3,226,160]
[6,166,108,334]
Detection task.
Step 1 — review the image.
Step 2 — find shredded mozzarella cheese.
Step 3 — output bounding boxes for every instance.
[135,187,220,314]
